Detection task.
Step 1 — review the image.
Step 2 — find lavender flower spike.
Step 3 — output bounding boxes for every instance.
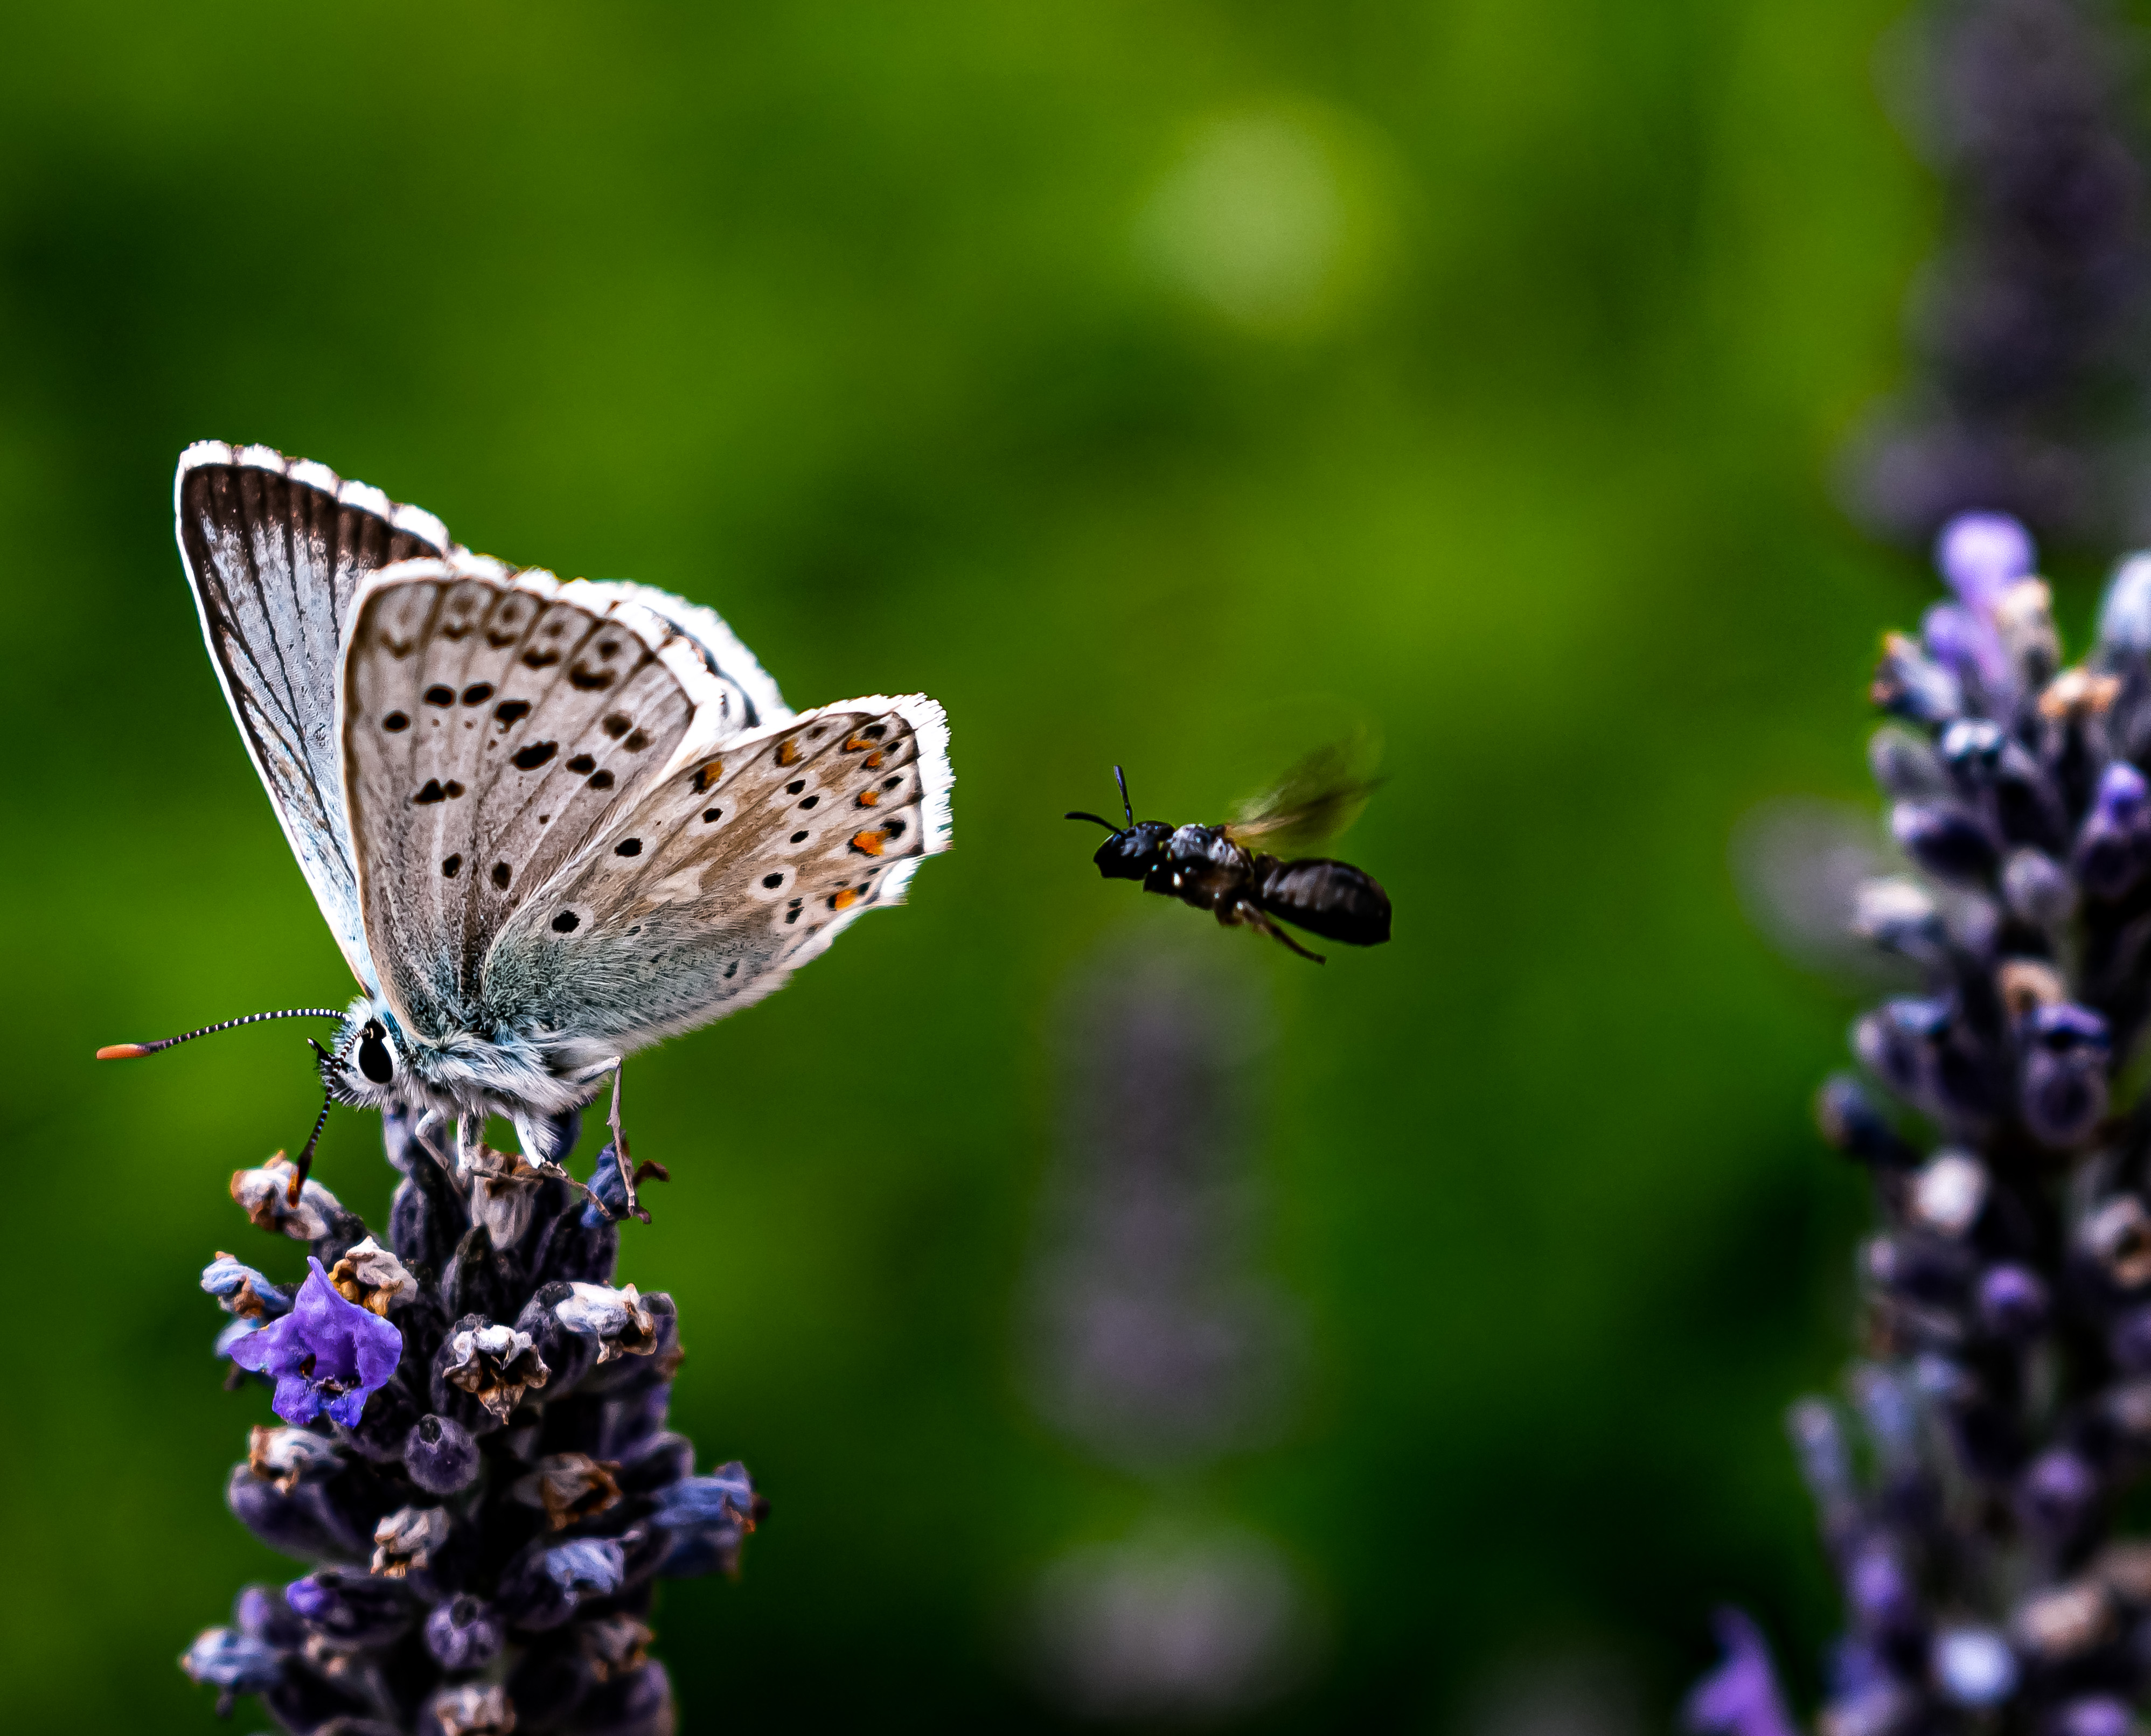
[188,1123,759,1732]
[1683,1609,1798,1736]
[229,1255,402,1427]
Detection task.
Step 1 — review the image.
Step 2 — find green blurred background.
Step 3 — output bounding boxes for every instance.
[0,0,2046,1728]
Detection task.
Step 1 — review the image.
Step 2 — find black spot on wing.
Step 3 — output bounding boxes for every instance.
[512,741,558,770]
[424,685,454,706]
[493,862,511,890]
[493,699,530,727]
[552,910,580,933]
[382,712,409,733]
[442,854,462,877]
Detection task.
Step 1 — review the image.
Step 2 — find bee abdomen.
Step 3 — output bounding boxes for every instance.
[1256,857,1391,945]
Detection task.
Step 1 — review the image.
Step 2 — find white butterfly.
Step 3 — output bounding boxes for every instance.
[130,442,951,1211]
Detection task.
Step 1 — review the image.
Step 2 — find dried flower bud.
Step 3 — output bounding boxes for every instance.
[555,1282,659,1363]
[420,1682,516,1736]
[438,1319,549,1424]
[328,1236,417,1316]
[1994,578,2059,687]
[513,1452,624,1530]
[1874,632,1965,725]
[2010,1581,2115,1661]
[230,1158,340,1242]
[372,1504,452,1578]
[200,1252,292,1320]
[2082,1196,2151,1291]
[245,1425,339,1495]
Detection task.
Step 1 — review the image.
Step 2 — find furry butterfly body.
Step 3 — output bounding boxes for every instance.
[161,443,951,1183]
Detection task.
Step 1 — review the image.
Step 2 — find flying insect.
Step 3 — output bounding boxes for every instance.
[1066,751,1392,962]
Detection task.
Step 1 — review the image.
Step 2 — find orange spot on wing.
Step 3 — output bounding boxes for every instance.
[830,888,860,911]
[843,731,873,751]
[848,829,887,856]
[862,750,886,769]
[776,738,800,766]
[855,789,880,807]
[689,758,723,793]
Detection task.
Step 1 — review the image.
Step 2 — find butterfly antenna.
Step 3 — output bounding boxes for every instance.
[287,1026,361,1204]
[1065,810,1118,832]
[1113,765,1134,827]
[96,1008,347,1061]
[289,1090,337,1204]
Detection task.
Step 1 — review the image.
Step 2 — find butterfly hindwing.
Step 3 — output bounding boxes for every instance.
[176,443,452,986]
[340,557,724,1039]
[484,697,952,1048]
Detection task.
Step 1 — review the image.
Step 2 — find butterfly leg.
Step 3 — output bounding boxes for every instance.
[607,1063,653,1225]
[455,1110,485,1179]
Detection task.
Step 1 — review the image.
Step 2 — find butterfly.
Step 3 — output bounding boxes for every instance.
[105,443,951,1215]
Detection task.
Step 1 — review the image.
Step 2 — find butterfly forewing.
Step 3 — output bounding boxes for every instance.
[484,697,952,1048]
[176,443,452,985]
[340,558,711,1038]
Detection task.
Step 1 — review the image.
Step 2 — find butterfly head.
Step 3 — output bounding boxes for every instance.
[322,999,407,1105]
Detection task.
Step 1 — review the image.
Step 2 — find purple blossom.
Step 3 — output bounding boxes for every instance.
[1682,1609,1798,1736]
[1937,511,2036,606]
[228,1256,402,1427]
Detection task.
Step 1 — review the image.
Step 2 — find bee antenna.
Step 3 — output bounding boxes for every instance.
[1113,765,1134,827]
[1065,810,1119,832]
[96,1008,347,1061]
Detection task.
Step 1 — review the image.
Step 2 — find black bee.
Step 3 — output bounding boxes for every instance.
[1067,754,1392,963]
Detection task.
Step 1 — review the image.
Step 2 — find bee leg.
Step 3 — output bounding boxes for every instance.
[607,1061,653,1225]
[1241,900,1327,964]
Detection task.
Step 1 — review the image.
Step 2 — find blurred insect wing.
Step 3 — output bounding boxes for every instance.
[1223,730,1382,858]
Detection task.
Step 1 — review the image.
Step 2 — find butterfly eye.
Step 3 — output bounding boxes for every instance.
[358,1020,394,1084]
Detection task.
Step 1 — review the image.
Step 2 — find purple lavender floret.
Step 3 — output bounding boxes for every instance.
[229,1257,403,1427]
[1720,513,2151,1733]
[1683,1609,1799,1736]
[182,1131,761,1734]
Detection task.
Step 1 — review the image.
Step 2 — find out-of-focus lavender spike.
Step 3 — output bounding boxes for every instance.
[1721,8,2151,1730]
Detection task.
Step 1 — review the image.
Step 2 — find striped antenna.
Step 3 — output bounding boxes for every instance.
[286,1023,363,1204]
[96,1008,346,1061]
